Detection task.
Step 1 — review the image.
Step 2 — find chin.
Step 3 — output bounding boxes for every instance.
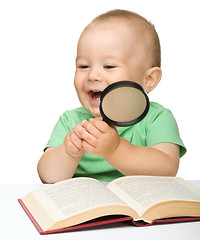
[90,110,101,118]
[81,98,101,118]
[86,106,101,118]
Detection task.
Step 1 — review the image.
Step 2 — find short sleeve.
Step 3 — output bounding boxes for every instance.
[146,108,186,157]
[44,114,70,151]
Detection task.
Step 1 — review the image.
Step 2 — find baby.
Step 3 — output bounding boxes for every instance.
[37,9,186,183]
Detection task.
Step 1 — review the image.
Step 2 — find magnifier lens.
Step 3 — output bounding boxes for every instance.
[102,87,146,122]
[99,81,149,127]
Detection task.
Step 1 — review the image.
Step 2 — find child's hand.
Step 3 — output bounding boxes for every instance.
[64,124,86,158]
[77,118,120,157]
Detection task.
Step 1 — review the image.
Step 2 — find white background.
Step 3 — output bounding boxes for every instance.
[0,0,199,183]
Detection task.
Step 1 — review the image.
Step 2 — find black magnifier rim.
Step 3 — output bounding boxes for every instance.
[99,81,150,127]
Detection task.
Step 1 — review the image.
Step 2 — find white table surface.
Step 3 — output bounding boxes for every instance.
[1,181,200,240]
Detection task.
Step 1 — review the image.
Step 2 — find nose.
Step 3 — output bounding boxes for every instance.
[88,66,103,82]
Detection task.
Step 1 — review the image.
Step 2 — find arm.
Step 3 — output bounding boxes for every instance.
[105,139,180,176]
[37,124,86,183]
[78,118,180,177]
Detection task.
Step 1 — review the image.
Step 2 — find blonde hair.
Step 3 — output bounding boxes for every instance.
[88,9,161,68]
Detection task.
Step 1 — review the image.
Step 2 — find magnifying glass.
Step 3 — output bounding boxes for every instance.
[99,81,150,127]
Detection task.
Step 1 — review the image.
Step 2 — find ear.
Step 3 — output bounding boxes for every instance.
[144,67,162,93]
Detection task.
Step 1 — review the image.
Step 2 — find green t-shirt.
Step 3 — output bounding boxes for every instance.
[45,102,186,182]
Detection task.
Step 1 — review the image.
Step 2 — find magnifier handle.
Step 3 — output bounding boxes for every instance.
[90,117,110,125]
[101,116,112,126]
[102,115,118,126]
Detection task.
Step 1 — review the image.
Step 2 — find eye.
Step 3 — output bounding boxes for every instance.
[79,65,89,69]
[104,65,116,69]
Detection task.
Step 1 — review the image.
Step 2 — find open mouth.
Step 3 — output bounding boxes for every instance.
[88,90,102,102]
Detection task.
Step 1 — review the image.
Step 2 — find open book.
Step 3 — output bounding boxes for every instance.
[18,176,200,234]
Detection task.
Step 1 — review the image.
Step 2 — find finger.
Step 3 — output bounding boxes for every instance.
[77,125,97,147]
[70,132,83,150]
[64,135,82,154]
[68,141,81,153]
[92,117,103,121]
[81,120,100,139]
[74,124,84,139]
[82,140,96,154]
[90,118,110,133]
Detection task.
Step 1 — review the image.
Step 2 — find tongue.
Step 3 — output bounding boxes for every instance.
[93,91,101,100]
[89,91,102,101]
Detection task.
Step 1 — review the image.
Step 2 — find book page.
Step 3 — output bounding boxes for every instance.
[31,177,129,220]
[107,176,200,216]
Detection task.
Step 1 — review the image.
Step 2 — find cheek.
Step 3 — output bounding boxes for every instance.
[74,72,83,93]
[74,83,83,100]
[106,71,129,85]
[74,75,87,105]
[74,79,79,93]
[124,68,145,85]
[74,72,79,89]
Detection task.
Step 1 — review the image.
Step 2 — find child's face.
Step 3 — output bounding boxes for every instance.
[74,22,148,117]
